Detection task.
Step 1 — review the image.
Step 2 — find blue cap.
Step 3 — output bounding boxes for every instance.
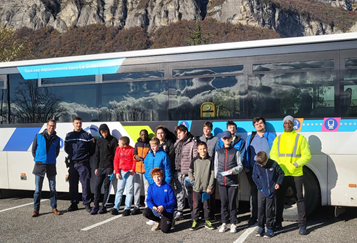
[221,131,231,138]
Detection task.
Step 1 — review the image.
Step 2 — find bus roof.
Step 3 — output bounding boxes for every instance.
[0,32,356,68]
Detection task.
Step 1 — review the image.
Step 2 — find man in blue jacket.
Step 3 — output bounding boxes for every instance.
[31,120,61,217]
[65,117,95,212]
[245,117,276,226]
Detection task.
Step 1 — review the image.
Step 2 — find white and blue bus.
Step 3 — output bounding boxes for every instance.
[1,33,357,218]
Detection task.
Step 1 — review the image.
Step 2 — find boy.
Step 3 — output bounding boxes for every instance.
[90,124,118,215]
[214,131,243,233]
[252,151,284,238]
[188,141,215,230]
[112,136,135,216]
[143,167,176,233]
[132,129,150,215]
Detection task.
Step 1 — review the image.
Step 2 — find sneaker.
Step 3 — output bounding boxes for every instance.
[264,229,274,238]
[90,206,99,215]
[151,222,160,231]
[52,208,60,215]
[122,209,131,216]
[190,220,198,230]
[218,223,228,233]
[98,206,107,214]
[230,224,237,233]
[205,220,214,230]
[146,220,154,225]
[67,203,78,212]
[31,210,39,217]
[273,223,282,231]
[174,211,183,220]
[299,225,307,235]
[84,204,91,212]
[255,227,265,237]
[248,217,257,226]
[131,207,141,215]
[111,208,119,215]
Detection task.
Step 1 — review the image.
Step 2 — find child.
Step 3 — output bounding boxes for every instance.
[90,124,118,215]
[112,136,135,216]
[214,131,243,233]
[252,151,284,238]
[188,141,215,230]
[143,167,176,233]
[132,129,150,215]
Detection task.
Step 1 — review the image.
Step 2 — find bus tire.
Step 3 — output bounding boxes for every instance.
[283,167,320,221]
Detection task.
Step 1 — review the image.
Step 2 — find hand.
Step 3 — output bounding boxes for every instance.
[129,170,135,175]
[275,184,280,190]
[92,138,95,143]
[152,206,157,211]
[157,206,164,213]
[94,169,98,175]
[206,189,212,194]
[134,155,140,161]
[116,173,122,180]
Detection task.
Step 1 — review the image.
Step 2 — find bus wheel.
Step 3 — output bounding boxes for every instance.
[283,167,320,221]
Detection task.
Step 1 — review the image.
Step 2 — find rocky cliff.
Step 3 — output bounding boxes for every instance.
[0,0,356,37]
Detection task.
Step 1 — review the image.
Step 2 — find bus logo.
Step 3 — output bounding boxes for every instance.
[322,117,341,132]
[294,119,301,131]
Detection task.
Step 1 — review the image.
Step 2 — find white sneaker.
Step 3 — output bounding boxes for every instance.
[146,220,154,226]
[151,222,160,231]
[218,223,228,233]
[174,211,183,220]
[230,224,237,233]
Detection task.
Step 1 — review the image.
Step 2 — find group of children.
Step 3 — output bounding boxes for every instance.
[92,122,284,237]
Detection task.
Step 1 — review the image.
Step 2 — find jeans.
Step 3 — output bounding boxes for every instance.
[34,175,57,211]
[114,170,134,210]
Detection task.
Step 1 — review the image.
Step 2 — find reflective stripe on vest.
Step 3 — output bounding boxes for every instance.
[277,134,301,158]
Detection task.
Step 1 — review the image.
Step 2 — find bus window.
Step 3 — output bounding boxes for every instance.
[342,59,357,117]
[253,59,334,72]
[173,65,243,77]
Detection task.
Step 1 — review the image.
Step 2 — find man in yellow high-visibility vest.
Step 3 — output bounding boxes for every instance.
[270,115,311,235]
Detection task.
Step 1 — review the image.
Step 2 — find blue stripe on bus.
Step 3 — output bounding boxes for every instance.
[338,119,357,132]
[3,127,42,151]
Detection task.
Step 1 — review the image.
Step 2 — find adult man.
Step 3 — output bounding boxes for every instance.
[31,119,61,217]
[270,115,311,235]
[65,117,95,212]
[245,117,276,225]
[173,124,198,220]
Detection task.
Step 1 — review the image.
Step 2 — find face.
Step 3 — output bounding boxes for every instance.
[46,121,56,135]
[140,131,148,141]
[254,120,266,132]
[227,124,237,135]
[118,140,124,148]
[176,130,187,141]
[222,137,232,147]
[283,120,294,132]
[73,119,82,132]
[156,129,165,141]
[100,130,108,138]
[259,159,268,167]
[197,145,207,157]
[150,143,159,153]
[203,126,212,137]
[153,174,163,186]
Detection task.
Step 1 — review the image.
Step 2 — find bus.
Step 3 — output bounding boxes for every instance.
[1,33,357,219]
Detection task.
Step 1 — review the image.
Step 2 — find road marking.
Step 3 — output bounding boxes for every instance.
[0,199,48,213]
[233,226,257,243]
[81,215,123,231]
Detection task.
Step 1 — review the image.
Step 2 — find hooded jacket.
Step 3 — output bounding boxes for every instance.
[174,133,198,175]
[94,124,118,170]
[144,147,172,184]
[134,137,150,173]
[113,145,135,173]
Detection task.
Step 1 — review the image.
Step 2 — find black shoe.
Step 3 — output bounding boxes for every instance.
[98,206,107,214]
[131,207,141,215]
[84,204,91,212]
[273,223,282,231]
[299,225,307,235]
[248,217,257,226]
[67,203,78,212]
[90,206,98,215]
[122,209,131,216]
[111,208,119,215]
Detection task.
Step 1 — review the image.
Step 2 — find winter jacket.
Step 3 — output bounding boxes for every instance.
[174,133,198,175]
[94,134,118,170]
[188,155,215,192]
[214,146,243,186]
[134,138,150,173]
[113,145,135,173]
[146,181,176,214]
[252,159,284,199]
[215,133,246,165]
[159,139,175,174]
[144,148,172,185]
[197,134,219,158]
[64,129,95,162]
[270,130,311,177]
[245,131,276,169]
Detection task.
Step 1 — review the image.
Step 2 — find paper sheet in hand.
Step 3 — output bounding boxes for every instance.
[124,171,131,179]
[202,192,210,202]
[219,171,232,176]
[152,209,162,217]
[185,178,194,186]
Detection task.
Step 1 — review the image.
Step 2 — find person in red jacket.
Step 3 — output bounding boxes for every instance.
[112,136,136,216]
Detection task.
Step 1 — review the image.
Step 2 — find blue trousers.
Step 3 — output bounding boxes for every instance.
[114,170,134,210]
[69,161,92,205]
[34,175,57,211]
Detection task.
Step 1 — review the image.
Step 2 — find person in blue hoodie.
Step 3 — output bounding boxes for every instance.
[144,137,172,185]
[245,117,276,226]
[252,151,284,238]
[143,167,176,233]
[31,120,61,217]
